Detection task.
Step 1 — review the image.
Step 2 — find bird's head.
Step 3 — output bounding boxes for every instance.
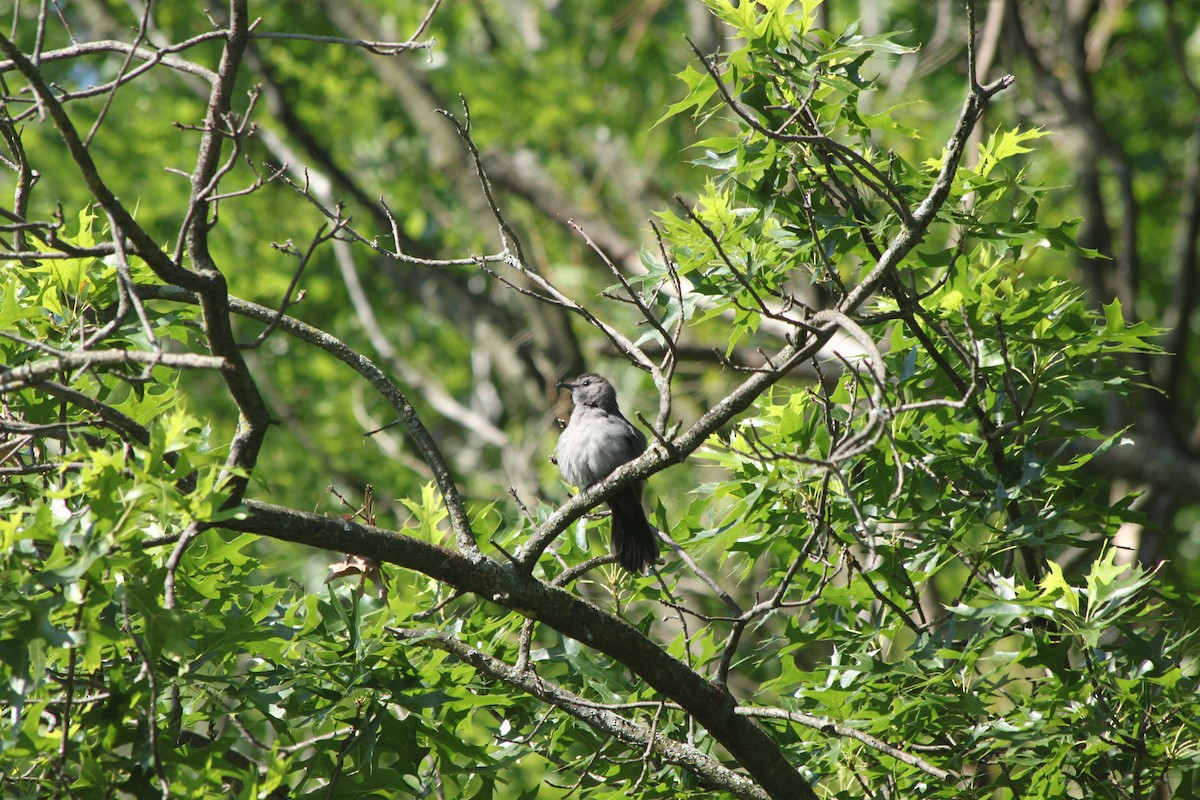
[557,372,619,410]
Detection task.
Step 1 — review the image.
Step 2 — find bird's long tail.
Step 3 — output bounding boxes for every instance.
[608,489,660,573]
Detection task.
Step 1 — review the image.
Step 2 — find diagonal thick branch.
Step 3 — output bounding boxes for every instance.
[222,499,816,799]
[388,627,770,800]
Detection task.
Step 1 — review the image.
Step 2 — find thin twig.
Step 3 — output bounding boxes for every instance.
[735,705,955,782]
[121,595,170,799]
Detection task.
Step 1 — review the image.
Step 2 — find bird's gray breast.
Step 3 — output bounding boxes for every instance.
[556,407,644,488]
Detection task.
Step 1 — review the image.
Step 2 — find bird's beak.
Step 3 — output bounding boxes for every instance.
[556,379,575,391]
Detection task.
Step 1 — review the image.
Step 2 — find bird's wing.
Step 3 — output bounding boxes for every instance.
[622,417,649,455]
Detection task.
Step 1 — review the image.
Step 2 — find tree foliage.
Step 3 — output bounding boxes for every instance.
[2,1,1199,799]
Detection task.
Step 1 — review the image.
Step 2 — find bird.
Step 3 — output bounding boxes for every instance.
[555,373,660,573]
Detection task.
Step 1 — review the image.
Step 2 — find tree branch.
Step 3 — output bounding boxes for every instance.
[221,499,817,800]
[735,706,955,783]
[133,283,480,558]
[0,349,228,393]
[388,627,770,800]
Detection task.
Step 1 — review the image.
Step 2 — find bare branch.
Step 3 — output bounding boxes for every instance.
[332,238,511,450]
[133,283,481,558]
[250,31,435,54]
[83,2,154,147]
[0,31,207,290]
[241,222,339,350]
[0,25,221,74]
[735,706,955,783]
[0,349,228,394]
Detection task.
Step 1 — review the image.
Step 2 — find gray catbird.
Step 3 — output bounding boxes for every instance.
[556,373,660,573]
